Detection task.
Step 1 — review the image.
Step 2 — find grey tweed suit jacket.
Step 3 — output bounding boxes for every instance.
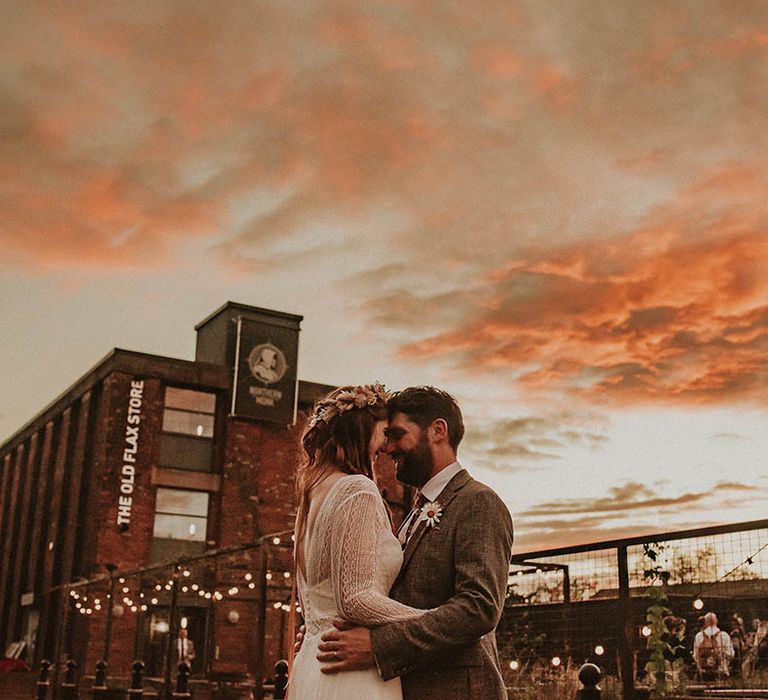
[371,469,514,700]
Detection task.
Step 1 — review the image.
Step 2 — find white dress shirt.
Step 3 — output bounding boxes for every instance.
[398,461,463,544]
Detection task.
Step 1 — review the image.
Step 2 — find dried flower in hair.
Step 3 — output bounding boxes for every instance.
[307,382,389,429]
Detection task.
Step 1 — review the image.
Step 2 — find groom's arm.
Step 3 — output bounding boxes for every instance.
[370,489,513,680]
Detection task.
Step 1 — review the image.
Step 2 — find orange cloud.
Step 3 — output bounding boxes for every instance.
[396,163,768,407]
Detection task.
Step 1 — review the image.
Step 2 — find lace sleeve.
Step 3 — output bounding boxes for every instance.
[329,478,423,625]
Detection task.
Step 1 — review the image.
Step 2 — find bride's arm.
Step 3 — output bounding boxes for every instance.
[329,480,422,626]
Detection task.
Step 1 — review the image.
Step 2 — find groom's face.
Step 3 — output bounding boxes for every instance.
[385,412,434,487]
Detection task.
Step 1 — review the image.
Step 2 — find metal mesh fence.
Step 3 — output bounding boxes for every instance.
[500,520,768,697]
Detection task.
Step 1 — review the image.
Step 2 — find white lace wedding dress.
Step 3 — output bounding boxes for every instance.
[289,474,421,699]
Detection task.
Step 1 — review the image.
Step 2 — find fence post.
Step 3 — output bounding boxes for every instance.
[92,659,108,700]
[127,660,145,699]
[60,659,78,700]
[172,662,191,699]
[36,659,52,700]
[617,545,635,700]
[273,659,289,699]
[577,663,602,699]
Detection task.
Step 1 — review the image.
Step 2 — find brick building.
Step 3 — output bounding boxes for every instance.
[0,301,410,687]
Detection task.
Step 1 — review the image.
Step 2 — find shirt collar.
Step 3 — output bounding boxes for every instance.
[420,461,463,502]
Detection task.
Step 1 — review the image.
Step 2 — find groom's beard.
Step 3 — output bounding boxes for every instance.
[393,433,434,487]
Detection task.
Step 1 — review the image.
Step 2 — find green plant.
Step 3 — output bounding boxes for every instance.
[642,542,686,698]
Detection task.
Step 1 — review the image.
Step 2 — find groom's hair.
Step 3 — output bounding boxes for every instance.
[387,386,464,450]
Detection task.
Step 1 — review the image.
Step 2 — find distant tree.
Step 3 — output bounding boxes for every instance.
[670,546,718,584]
[498,608,549,665]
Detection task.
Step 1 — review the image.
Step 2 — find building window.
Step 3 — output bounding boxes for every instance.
[151,488,209,563]
[159,388,216,472]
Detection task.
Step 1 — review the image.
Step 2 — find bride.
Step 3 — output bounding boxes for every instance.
[289,384,422,699]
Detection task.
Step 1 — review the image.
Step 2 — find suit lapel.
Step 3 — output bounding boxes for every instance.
[400,469,472,571]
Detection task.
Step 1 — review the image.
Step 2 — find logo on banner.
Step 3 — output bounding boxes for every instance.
[247,343,287,407]
[248,343,287,384]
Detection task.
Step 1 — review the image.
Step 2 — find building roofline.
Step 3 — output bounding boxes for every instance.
[1,350,336,453]
[194,301,303,331]
[0,348,231,452]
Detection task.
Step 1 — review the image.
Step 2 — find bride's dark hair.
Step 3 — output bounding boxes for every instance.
[294,385,388,577]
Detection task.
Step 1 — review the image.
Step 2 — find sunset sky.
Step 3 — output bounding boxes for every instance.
[2,2,767,550]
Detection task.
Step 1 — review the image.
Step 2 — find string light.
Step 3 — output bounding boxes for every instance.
[641,626,652,638]
[691,539,768,604]
[509,660,520,671]
[693,598,704,611]
[551,656,562,667]
[594,645,605,656]
[56,529,297,620]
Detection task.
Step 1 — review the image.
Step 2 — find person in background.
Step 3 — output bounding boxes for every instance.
[693,612,734,681]
[174,628,196,671]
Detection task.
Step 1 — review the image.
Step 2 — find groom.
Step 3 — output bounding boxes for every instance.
[317,386,514,699]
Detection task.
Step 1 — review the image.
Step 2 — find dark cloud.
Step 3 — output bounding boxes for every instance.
[522,480,762,518]
[524,490,708,517]
[513,481,767,549]
[714,481,758,492]
[711,432,749,442]
[465,412,609,471]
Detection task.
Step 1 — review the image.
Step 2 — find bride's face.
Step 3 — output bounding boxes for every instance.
[368,419,388,465]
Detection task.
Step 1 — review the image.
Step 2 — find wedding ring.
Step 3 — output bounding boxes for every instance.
[335,650,341,660]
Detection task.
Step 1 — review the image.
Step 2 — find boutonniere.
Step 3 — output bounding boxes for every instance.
[418,501,443,529]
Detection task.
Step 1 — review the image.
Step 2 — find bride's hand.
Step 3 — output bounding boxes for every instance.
[293,624,306,655]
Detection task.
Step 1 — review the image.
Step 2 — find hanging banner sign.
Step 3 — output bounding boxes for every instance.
[232,318,299,424]
[116,379,144,528]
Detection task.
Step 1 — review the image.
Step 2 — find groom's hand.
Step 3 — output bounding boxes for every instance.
[317,619,375,673]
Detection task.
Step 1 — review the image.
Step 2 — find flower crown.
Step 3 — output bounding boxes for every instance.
[308,383,389,429]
